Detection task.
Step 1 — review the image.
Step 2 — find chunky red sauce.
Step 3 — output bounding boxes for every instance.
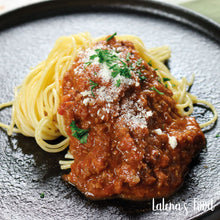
[58,36,206,200]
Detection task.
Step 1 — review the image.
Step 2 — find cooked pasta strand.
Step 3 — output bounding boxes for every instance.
[0,32,217,155]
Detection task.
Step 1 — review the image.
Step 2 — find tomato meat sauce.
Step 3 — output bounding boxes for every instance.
[58,36,205,200]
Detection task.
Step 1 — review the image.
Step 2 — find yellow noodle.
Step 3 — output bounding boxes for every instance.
[0,32,217,154]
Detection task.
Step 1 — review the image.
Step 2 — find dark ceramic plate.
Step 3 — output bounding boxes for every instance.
[0,1,219,219]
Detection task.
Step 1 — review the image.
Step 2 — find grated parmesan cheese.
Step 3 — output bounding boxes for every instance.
[81,91,92,96]
[121,100,153,130]
[83,98,92,106]
[98,63,113,82]
[154,128,163,135]
[145,111,153,117]
[96,85,120,103]
[168,135,178,149]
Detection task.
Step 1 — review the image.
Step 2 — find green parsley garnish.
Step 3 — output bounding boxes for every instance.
[136,59,142,66]
[129,63,135,70]
[70,121,89,144]
[84,61,92,69]
[40,193,44,198]
[142,65,145,69]
[136,70,146,81]
[154,68,158,71]
[94,72,97,75]
[90,49,118,65]
[165,84,168,88]
[136,70,142,75]
[158,78,161,83]
[115,79,121,87]
[139,76,146,81]
[148,60,152,66]
[216,133,220,138]
[150,87,164,95]
[126,52,131,62]
[89,54,98,60]
[172,84,176,87]
[110,63,131,79]
[163,77,171,82]
[89,79,98,97]
[106,32,117,42]
[118,64,131,78]
[88,49,131,86]
[110,64,121,77]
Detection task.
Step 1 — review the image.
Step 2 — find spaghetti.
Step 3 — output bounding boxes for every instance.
[0,32,217,154]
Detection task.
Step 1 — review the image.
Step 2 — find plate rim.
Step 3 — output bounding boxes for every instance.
[0,0,219,43]
[0,0,219,219]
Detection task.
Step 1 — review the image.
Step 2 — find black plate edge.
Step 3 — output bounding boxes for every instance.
[0,0,219,43]
[0,1,220,219]
[192,204,220,220]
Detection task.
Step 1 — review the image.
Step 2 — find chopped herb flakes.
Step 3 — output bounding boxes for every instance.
[216,133,220,138]
[90,49,118,65]
[129,63,135,70]
[89,79,98,97]
[126,52,131,62]
[139,76,146,80]
[136,59,142,66]
[119,65,131,78]
[84,61,92,69]
[150,87,164,95]
[148,60,152,66]
[40,193,44,198]
[110,64,121,77]
[85,45,156,88]
[70,121,89,144]
[116,79,121,87]
[163,77,171,82]
[136,70,146,81]
[88,48,131,81]
[136,70,142,75]
[106,32,117,42]
[110,62,131,79]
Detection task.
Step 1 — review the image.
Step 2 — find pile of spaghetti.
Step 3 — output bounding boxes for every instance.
[0,32,217,155]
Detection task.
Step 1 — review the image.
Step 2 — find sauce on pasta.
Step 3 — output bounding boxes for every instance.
[0,32,217,200]
[58,36,206,200]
